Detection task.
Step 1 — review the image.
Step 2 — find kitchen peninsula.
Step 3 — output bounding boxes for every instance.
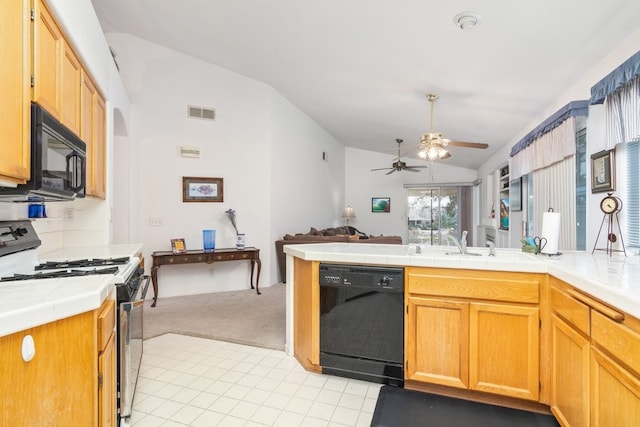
[284,243,640,426]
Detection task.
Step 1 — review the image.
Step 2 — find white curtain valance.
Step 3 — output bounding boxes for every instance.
[604,75,640,149]
[511,117,577,179]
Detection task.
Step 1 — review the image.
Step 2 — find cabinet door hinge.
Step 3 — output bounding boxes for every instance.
[30,75,34,87]
[30,8,35,21]
[405,360,408,370]
[98,372,103,387]
[539,318,542,329]
[406,305,409,314]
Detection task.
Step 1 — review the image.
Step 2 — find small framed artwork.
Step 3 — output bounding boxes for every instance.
[372,197,391,213]
[171,238,186,253]
[182,177,224,202]
[591,149,615,193]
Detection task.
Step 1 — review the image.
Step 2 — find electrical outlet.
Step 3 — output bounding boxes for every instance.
[64,208,74,221]
[149,216,164,227]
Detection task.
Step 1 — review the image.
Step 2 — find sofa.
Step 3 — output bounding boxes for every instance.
[275,226,403,282]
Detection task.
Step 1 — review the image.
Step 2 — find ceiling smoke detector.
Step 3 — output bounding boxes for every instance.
[453,12,481,30]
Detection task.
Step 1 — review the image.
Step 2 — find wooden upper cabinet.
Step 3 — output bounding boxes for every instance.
[81,72,106,199]
[0,0,31,184]
[91,95,107,198]
[60,42,81,135]
[32,0,63,118]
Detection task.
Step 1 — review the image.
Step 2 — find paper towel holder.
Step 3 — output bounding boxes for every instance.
[539,208,562,257]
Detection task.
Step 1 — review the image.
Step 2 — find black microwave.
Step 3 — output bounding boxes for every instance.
[0,103,86,201]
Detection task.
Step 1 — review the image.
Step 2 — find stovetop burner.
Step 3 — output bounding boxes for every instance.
[34,256,131,270]
[0,266,120,282]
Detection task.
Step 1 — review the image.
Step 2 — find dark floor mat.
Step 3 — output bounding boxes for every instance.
[371,386,560,427]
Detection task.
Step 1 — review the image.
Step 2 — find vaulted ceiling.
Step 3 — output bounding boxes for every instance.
[91,0,640,169]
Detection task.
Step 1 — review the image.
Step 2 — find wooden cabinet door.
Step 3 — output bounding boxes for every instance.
[32,0,62,118]
[469,302,540,400]
[591,347,640,426]
[551,313,590,427]
[0,0,30,184]
[60,41,81,135]
[0,312,95,426]
[98,332,116,427]
[81,72,106,199]
[405,296,469,389]
[92,95,107,198]
[293,258,320,370]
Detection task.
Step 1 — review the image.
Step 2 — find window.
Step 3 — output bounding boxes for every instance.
[624,141,640,249]
[575,127,587,250]
[406,186,473,245]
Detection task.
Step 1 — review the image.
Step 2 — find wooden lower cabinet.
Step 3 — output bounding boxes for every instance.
[550,277,640,426]
[405,267,541,402]
[591,347,640,426]
[0,297,116,426]
[406,296,469,388]
[470,302,539,400]
[292,258,321,372]
[551,313,590,426]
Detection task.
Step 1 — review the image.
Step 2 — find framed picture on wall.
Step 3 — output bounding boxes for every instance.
[182,177,224,202]
[591,149,615,193]
[372,197,391,213]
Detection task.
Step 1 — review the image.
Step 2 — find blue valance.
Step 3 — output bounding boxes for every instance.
[510,100,589,157]
[590,50,640,105]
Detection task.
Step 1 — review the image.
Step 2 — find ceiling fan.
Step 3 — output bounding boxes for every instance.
[418,94,489,160]
[371,139,428,174]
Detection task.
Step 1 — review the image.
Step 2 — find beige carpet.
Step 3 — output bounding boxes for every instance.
[143,283,286,350]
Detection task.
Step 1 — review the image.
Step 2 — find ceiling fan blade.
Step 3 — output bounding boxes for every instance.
[371,167,393,171]
[444,140,489,149]
[440,152,452,159]
[386,169,397,175]
[405,166,428,171]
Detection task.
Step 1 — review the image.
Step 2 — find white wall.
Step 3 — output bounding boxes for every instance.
[269,90,346,268]
[345,147,477,240]
[106,34,346,295]
[478,28,640,250]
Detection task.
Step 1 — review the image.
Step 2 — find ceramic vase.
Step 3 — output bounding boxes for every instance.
[236,233,245,250]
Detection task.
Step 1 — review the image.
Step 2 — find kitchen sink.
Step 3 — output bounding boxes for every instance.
[445,251,483,256]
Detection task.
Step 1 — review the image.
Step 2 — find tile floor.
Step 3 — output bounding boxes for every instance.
[129,334,382,426]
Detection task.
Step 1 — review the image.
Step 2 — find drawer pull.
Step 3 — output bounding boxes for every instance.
[566,288,625,322]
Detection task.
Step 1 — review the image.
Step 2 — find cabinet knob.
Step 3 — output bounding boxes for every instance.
[22,335,36,362]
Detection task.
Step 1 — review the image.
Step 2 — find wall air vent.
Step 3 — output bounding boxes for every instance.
[180,146,200,158]
[188,105,216,121]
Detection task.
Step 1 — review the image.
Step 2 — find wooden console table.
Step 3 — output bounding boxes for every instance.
[150,247,261,307]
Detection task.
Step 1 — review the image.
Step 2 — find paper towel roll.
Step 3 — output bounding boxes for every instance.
[540,211,561,255]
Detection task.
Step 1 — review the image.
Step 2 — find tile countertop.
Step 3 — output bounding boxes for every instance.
[0,275,114,338]
[0,244,143,338]
[284,243,640,319]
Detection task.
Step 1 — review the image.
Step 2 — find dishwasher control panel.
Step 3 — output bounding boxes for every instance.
[319,263,404,291]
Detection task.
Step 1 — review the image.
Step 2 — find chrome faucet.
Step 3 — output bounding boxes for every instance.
[486,240,496,256]
[447,231,468,254]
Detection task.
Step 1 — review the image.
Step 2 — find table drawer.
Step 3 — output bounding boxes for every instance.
[213,252,253,261]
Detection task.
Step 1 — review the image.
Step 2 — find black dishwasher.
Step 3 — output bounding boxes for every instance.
[319,263,404,386]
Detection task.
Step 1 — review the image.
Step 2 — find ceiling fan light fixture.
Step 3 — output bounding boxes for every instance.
[453,12,481,30]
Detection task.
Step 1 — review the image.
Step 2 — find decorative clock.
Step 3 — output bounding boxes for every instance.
[592,193,626,256]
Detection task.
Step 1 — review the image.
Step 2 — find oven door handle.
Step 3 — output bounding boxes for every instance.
[137,274,151,301]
